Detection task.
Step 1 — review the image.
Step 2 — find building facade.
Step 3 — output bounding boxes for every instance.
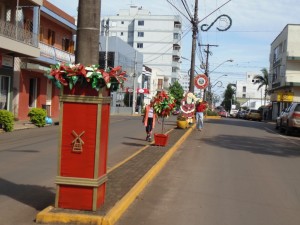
[0,0,42,113]
[0,0,76,120]
[236,72,268,109]
[269,24,300,119]
[101,5,182,90]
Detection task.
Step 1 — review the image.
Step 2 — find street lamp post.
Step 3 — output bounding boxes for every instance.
[205,60,233,106]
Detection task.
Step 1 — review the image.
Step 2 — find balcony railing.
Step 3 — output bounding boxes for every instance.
[0,19,38,48]
[39,42,75,63]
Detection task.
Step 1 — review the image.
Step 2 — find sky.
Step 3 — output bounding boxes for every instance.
[47,0,300,96]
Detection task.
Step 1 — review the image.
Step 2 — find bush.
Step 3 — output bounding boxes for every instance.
[0,110,14,132]
[206,109,218,116]
[28,108,47,127]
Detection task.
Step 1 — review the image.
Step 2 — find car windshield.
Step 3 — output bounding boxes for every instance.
[295,104,300,111]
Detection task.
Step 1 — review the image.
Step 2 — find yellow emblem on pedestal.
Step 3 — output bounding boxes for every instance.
[72,130,85,152]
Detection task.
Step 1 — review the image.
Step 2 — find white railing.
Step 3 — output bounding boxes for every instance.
[39,42,75,63]
[0,20,38,47]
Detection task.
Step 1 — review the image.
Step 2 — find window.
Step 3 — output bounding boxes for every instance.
[138,20,144,26]
[173,33,180,39]
[242,94,246,98]
[243,86,246,92]
[137,43,143,48]
[48,29,55,45]
[121,21,124,24]
[138,32,144,37]
[39,27,44,41]
[29,78,38,108]
[62,38,74,53]
[158,79,163,90]
[120,32,124,36]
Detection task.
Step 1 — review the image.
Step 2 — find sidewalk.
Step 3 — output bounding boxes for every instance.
[35,122,195,225]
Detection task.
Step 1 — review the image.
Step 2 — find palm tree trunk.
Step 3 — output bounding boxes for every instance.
[76,0,101,65]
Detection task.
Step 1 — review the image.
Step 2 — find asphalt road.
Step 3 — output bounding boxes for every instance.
[116,118,300,225]
[0,115,176,225]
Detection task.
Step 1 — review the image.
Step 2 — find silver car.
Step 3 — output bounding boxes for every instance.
[279,103,300,135]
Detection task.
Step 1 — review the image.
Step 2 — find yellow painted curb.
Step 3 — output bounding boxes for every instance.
[102,125,195,225]
[36,206,103,225]
[205,116,221,119]
[36,126,194,225]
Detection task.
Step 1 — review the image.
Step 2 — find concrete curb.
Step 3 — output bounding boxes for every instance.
[36,125,195,225]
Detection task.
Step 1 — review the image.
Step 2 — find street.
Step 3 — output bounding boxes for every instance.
[1,116,300,225]
[116,118,300,225]
[0,115,176,225]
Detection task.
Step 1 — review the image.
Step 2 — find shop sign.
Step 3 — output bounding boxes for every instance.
[277,92,294,102]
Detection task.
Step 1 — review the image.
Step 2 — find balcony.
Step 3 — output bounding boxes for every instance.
[0,19,39,57]
[39,42,75,64]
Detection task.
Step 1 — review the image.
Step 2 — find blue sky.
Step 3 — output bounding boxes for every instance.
[48,0,300,95]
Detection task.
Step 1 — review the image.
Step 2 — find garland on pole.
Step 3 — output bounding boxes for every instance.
[45,63,127,91]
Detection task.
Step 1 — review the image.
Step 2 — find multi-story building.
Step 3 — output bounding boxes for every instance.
[10,0,76,120]
[236,72,268,109]
[0,0,76,120]
[101,5,182,90]
[269,24,300,119]
[0,0,42,112]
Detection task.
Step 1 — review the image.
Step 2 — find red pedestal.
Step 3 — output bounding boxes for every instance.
[154,133,169,146]
[55,85,111,211]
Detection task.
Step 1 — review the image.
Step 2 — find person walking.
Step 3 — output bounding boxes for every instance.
[195,100,207,131]
[142,102,159,142]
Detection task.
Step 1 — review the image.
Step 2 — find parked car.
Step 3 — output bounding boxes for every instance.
[278,103,300,135]
[218,110,229,117]
[275,109,287,130]
[237,110,247,119]
[245,109,262,121]
[229,109,238,118]
[172,108,180,115]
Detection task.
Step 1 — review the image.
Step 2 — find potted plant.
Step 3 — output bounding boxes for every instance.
[176,114,188,129]
[152,91,176,146]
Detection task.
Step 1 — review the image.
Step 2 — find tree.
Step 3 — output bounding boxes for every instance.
[253,68,269,105]
[221,84,235,112]
[168,81,184,108]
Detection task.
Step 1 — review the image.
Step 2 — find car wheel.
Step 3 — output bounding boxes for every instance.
[285,124,292,136]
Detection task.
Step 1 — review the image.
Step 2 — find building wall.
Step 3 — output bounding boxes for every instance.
[14,0,76,120]
[269,24,300,119]
[102,6,182,89]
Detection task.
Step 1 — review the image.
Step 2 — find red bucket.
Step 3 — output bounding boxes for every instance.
[154,134,169,146]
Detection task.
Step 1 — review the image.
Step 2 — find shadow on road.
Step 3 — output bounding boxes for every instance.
[202,134,300,157]
[0,178,55,210]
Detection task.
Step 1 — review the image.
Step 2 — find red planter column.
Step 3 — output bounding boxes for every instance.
[55,86,110,211]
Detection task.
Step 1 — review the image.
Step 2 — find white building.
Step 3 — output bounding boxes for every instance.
[236,72,268,109]
[101,5,182,90]
[269,24,300,119]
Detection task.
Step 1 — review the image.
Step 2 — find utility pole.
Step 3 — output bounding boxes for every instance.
[104,19,109,69]
[75,0,101,65]
[189,0,199,93]
[200,44,218,103]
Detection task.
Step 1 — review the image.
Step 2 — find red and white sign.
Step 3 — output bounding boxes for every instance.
[126,88,150,94]
[195,74,209,89]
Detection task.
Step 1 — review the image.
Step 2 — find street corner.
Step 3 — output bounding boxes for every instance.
[36,206,104,225]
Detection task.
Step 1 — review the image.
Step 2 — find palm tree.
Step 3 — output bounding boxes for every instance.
[253,68,269,105]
